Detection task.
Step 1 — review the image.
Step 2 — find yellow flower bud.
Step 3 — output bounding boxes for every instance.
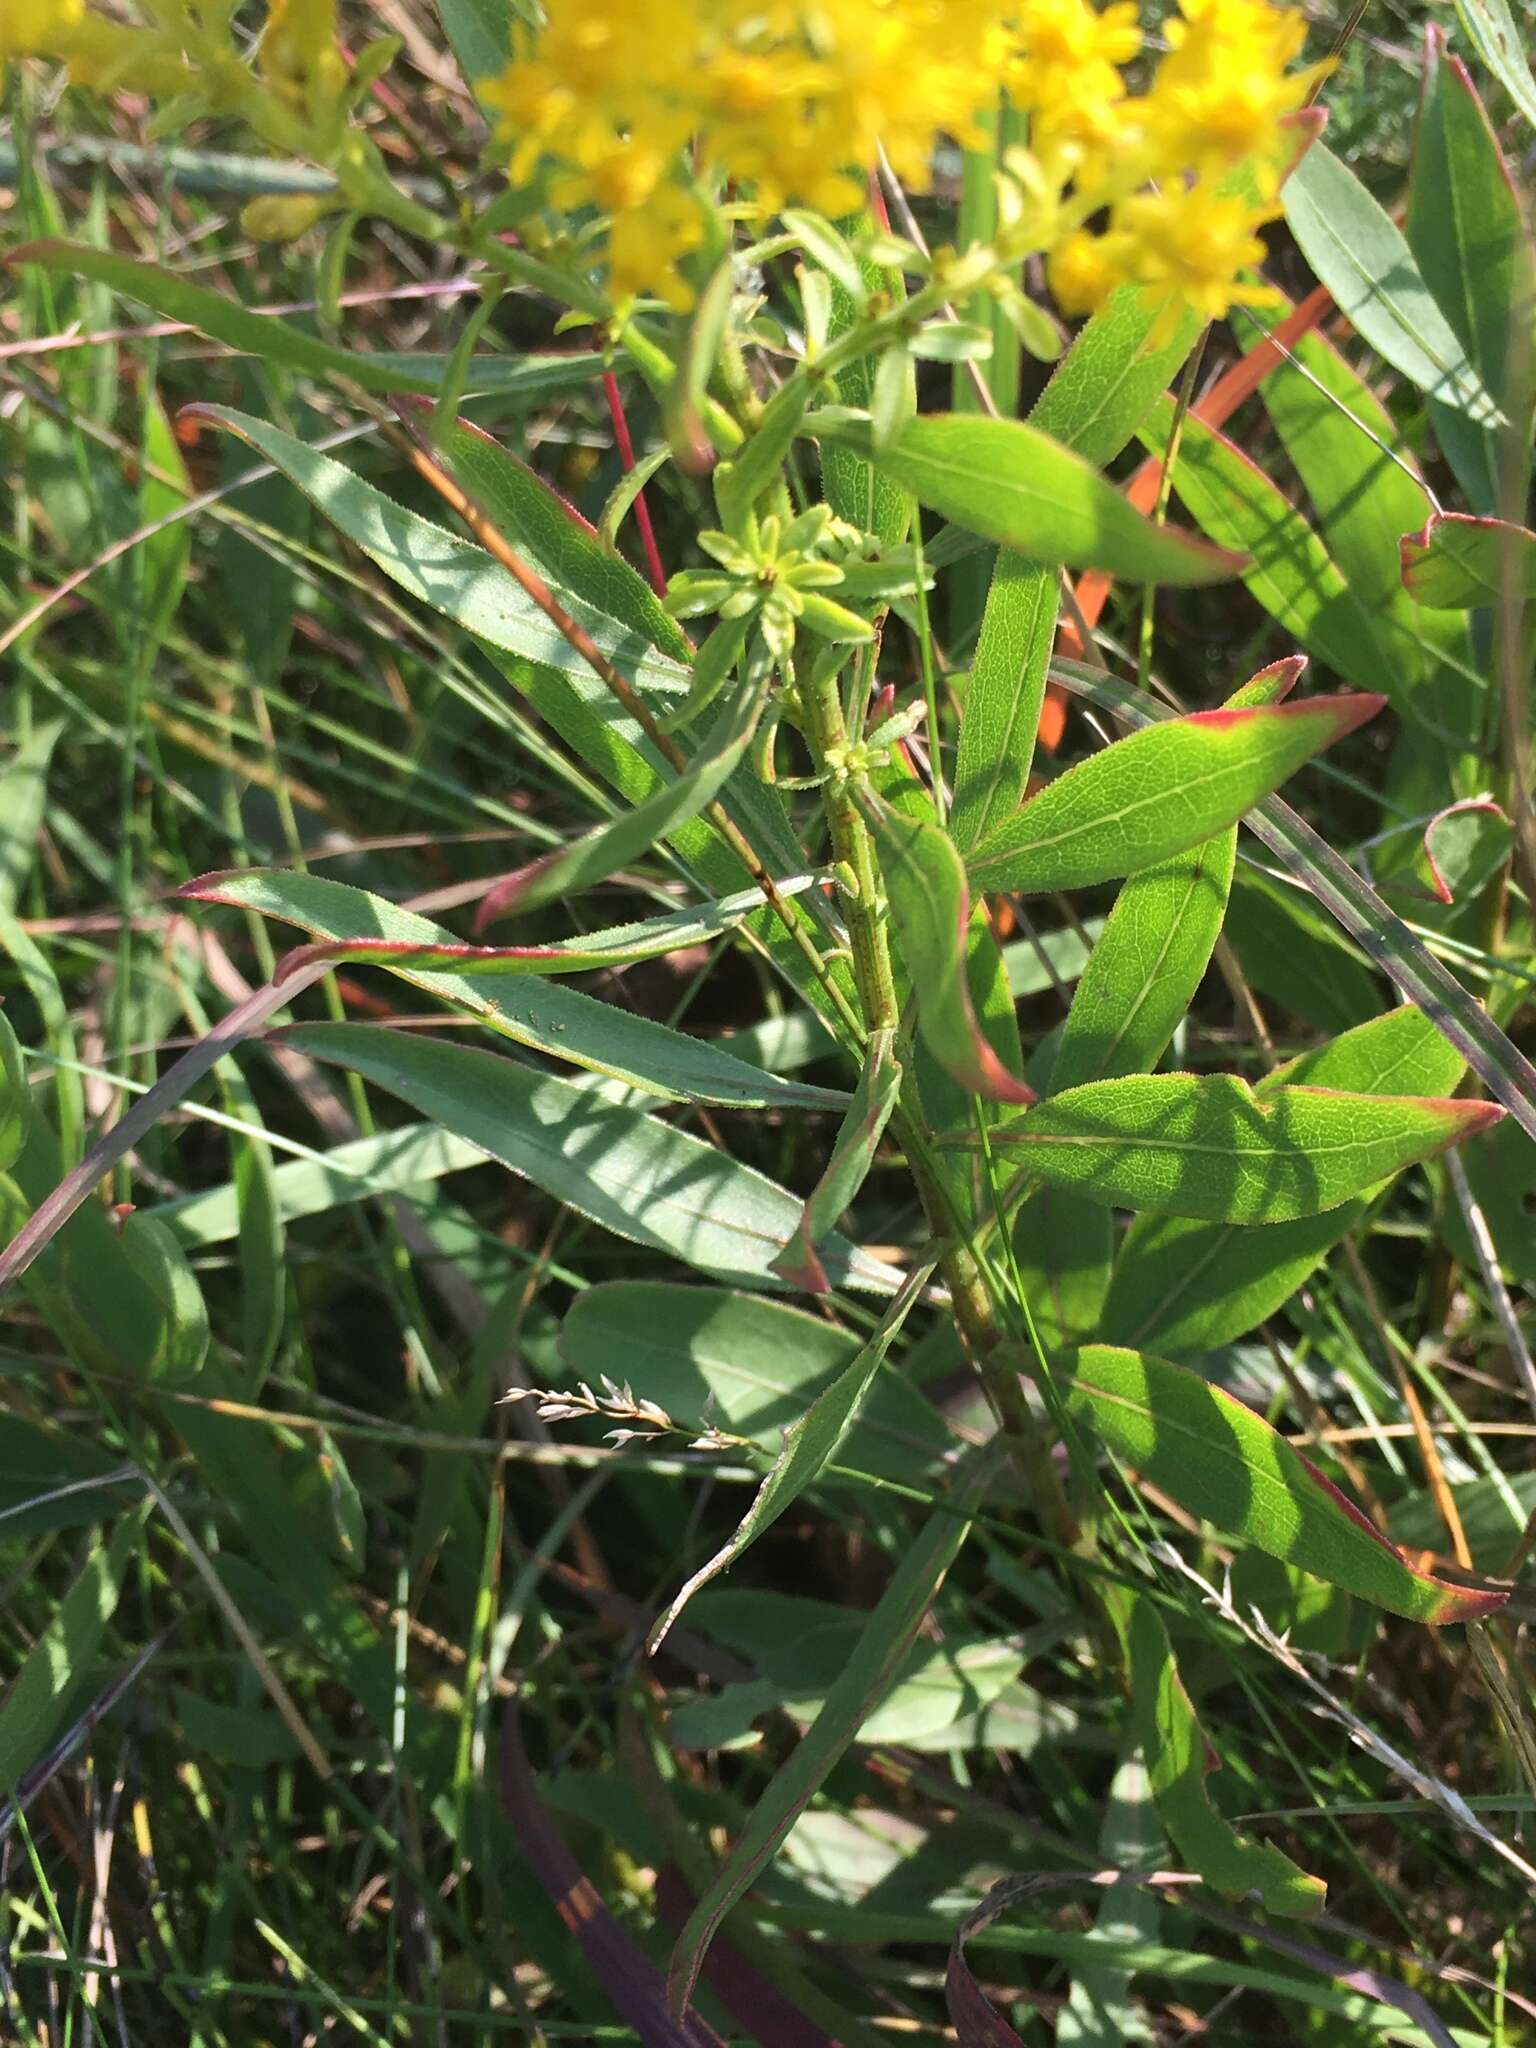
[240,192,334,243]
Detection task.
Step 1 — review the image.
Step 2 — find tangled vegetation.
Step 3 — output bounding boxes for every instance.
[1,0,1534,2041]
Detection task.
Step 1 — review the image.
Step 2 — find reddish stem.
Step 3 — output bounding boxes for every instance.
[602,367,668,596]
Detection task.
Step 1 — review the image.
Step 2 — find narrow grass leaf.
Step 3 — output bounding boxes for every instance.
[0,722,63,916]
[988,1069,1501,1223]
[0,1012,30,1174]
[475,677,770,928]
[668,1446,998,2015]
[6,241,605,401]
[1400,513,1536,609]
[966,697,1382,898]
[181,868,846,1110]
[827,412,1242,583]
[1126,1598,1325,1912]
[1282,144,1503,425]
[771,1028,902,1291]
[1070,1352,1503,1622]
[138,387,191,657]
[277,876,809,980]
[868,801,1034,1103]
[0,1514,141,1788]
[284,1023,902,1294]
[649,1261,935,1650]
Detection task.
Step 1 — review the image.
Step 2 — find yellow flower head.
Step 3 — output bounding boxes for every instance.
[1116,181,1277,321]
[1,0,83,61]
[260,0,346,113]
[1048,227,1132,318]
[484,0,1319,322]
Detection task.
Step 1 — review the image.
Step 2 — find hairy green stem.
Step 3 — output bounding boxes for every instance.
[796,660,1078,1547]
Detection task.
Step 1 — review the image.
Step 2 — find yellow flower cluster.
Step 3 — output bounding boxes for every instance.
[3,0,348,155]
[0,0,82,62]
[483,0,1324,320]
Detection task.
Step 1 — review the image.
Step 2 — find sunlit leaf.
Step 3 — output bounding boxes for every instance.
[1125,1597,1325,1914]
[284,1023,903,1294]
[866,800,1034,1102]
[1071,1349,1505,1623]
[985,1068,1501,1223]
[821,412,1243,583]
[1283,143,1504,425]
[966,697,1381,898]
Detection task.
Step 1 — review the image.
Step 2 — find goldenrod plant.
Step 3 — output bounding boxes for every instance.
[1,1,1533,2039]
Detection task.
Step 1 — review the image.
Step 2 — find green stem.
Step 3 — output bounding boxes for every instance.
[796,660,1078,1548]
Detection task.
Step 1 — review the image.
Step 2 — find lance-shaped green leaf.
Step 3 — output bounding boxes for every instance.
[273,876,813,981]
[475,676,769,929]
[1282,143,1503,427]
[668,1446,998,2017]
[1044,654,1536,1143]
[180,869,848,1111]
[866,800,1035,1104]
[434,0,514,93]
[6,241,607,401]
[771,1029,903,1291]
[1400,513,1536,610]
[1248,295,1435,623]
[559,1283,949,1478]
[966,695,1382,898]
[1065,1348,1504,1623]
[819,212,913,547]
[1142,404,1400,698]
[649,1260,934,1650]
[953,557,1057,855]
[984,1069,1502,1224]
[186,407,693,700]
[1420,799,1513,905]
[1045,658,1300,1096]
[1051,839,1236,1095]
[1101,1003,1471,1357]
[819,412,1243,584]
[1225,866,1382,1035]
[1125,1597,1325,1914]
[950,286,1205,854]
[1408,30,1536,511]
[283,1023,903,1295]
[420,406,691,661]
